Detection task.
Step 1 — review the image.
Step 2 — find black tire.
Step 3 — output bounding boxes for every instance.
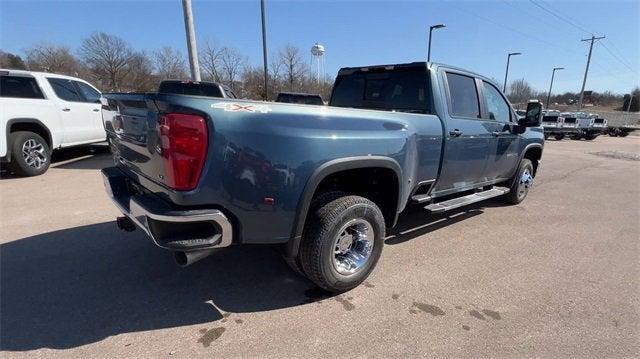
[570,134,582,140]
[554,134,565,140]
[299,195,385,293]
[503,159,533,205]
[619,131,629,138]
[543,133,550,140]
[8,131,51,176]
[584,134,596,141]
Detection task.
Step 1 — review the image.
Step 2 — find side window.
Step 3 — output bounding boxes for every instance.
[47,78,82,102]
[74,81,101,103]
[482,81,511,123]
[0,76,45,99]
[446,72,480,118]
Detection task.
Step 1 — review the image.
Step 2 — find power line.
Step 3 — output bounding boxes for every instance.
[529,0,592,36]
[599,41,639,75]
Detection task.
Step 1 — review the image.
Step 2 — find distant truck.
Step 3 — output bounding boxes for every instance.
[101,62,544,292]
[1,69,105,176]
[275,92,324,105]
[571,112,606,140]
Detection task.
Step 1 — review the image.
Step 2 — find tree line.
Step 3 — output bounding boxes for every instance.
[0,32,333,101]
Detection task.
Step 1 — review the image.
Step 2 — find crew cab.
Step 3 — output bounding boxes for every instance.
[101,62,544,292]
[1,69,105,176]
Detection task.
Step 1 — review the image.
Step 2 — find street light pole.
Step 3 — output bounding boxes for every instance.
[427,24,445,62]
[181,0,201,81]
[577,35,605,110]
[503,52,521,93]
[260,0,269,100]
[546,67,564,109]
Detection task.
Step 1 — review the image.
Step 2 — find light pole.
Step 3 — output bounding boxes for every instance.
[260,0,269,100]
[546,67,564,109]
[181,0,201,81]
[427,24,445,62]
[503,52,521,93]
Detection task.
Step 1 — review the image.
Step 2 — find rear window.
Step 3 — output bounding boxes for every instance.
[446,72,480,118]
[48,78,82,102]
[276,93,323,105]
[158,81,223,98]
[330,67,431,114]
[0,76,45,99]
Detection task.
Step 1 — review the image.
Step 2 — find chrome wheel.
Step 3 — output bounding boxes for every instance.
[518,168,533,199]
[21,139,47,169]
[331,218,374,276]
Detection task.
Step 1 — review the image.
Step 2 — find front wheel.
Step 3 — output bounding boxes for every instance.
[503,159,534,205]
[9,131,51,176]
[299,195,385,293]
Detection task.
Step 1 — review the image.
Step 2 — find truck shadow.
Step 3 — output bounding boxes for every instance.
[0,144,111,178]
[1,200,503,351]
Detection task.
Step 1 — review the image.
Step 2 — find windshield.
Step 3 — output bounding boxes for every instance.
[329,67,431,114]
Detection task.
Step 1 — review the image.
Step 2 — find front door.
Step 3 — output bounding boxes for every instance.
[479,80,520,182]
[433,71,492,195]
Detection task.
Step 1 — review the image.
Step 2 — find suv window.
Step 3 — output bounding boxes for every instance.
[482,81,511,122]
[48,78,82,102]
[0,76,45,99]
[74,81,101,103]
[446,72,480,118]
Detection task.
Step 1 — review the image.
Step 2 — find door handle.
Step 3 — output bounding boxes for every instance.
[62,108,71,112]
[93,109,100,112]
[449,129,462,137]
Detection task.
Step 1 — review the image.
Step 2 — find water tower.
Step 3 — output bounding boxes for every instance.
[311,42,325,83]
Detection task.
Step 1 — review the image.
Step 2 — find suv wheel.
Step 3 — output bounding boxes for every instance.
[503,159,533,205]
[299,195,385,293]
[9,131,51,176]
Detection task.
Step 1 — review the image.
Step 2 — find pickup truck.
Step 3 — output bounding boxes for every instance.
[101,62,544,292]
[1,69,105,176]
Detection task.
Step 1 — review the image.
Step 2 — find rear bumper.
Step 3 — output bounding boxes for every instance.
[101,167,233,251]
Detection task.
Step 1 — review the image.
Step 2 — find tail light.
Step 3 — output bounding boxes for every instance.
[159,113,208,191]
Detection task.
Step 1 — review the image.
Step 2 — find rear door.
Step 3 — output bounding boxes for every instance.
[72,80,105,140]
[46,77,103,144]
[479,80,520,182]
[432,71,492,195]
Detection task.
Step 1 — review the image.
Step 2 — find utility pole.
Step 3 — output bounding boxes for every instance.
[427,24,445,62]
[577,35,605,110]
[182,0,201,81]
[260,0,269,100]
[503,52,521,93]
[546,67,564,109]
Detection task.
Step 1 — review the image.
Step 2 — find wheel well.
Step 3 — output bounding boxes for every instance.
[312,167,400,227]
[524,146,542,176]
[9,121,52,149]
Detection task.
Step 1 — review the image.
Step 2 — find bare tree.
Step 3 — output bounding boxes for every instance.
[0,51,27,70]
[277,45,308,91]
[199,40,223,83]
[219,47,246,90]
[154,47,187,80]
[24,44,80,75]
[125,52,157,92]
[79,32,133,91]
[508,78,536,105]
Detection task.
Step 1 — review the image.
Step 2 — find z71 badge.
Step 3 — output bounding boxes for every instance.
[211,102,273,114]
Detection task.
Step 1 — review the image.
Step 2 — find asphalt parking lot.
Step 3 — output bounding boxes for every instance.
[1,136,638,358]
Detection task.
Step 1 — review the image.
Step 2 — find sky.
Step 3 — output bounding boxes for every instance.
[1,0,638,94]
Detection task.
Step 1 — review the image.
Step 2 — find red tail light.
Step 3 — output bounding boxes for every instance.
[159,113,208,191]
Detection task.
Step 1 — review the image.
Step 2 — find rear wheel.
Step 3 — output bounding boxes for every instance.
[8,131,51,176]
[503,159,533,205]
[554,134,565,140]
[299,195,385,293]
[619,131,629,137]
[584,134,596,141]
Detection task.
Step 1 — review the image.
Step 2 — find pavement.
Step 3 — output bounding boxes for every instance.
[1,136,638,358]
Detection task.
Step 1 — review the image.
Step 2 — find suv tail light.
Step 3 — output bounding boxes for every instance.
[159,113,208,191]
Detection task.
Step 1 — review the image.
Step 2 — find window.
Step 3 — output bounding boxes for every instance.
[330,67,431,113]
[0,76,45,99]
[482,81,511,122]
[74,81,101,103]
[48,78,82,102]
[446,72,480,118]
[158,81,223,98]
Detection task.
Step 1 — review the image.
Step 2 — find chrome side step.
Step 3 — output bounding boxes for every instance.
[424,187,509,213]
[411,194,432,203]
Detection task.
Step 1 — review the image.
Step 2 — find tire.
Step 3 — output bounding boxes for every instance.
[503,159,534,205]
[299,195,385,293]
[620,131,629,138]
[570,134,582,140]
[554,134,565,140]
[8,131,51,176]
[584,134,596,141]
[543,133,549,140]
[609,132,618,137]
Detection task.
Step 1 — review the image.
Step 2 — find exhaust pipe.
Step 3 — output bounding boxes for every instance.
[116,216,136,232]
[174,249,217,267]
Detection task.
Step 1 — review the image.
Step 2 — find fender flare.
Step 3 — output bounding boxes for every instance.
[285,155,403,257]
[3,118,53,161]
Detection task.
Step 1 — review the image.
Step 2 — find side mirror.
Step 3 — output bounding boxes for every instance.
[519,101,542,127]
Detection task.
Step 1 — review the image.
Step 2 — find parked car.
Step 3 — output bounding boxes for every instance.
[0,69,105,176]
[101,61,544,292]
[158,80,237,99]
[275,92,324,105]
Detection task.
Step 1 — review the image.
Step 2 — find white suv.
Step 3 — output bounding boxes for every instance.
[0,69,106,176]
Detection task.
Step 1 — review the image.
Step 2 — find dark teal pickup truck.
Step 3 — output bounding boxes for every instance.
[101,62,544,292]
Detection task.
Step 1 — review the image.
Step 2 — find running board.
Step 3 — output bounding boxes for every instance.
[424,187,510,213]
[411,194,432,203]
